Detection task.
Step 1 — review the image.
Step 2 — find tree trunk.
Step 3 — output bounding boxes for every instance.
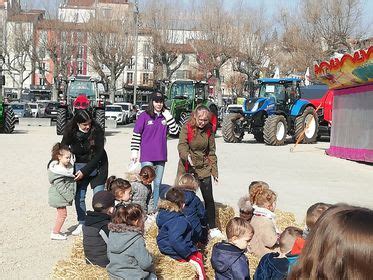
[52,77,59,101]
[215,69,223,107]
[17,73,23,100]
[109,77,116,103]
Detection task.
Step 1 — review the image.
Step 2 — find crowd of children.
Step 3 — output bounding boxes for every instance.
[48,141,373,279]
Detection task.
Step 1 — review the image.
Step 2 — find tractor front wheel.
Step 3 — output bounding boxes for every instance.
[94,108,105,131]
[294,107,319,143]
[222,113,244,143]
[56,107,68,136]
[263,115,287,146]
[1,106,15,133]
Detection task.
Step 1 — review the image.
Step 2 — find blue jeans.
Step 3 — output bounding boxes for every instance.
[141,161,165,210]
[75,178,105,224]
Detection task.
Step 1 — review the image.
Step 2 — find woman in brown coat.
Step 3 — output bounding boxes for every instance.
[177,105,222,238]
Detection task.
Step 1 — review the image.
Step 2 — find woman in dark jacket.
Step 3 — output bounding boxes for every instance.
[62,109,108,235]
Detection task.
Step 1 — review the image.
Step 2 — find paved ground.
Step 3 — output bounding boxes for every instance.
[0,124,372,279]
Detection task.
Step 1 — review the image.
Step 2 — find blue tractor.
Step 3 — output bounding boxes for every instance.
[222,78,319,145]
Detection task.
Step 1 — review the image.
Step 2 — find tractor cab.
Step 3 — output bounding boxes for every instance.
[166,80,216,127]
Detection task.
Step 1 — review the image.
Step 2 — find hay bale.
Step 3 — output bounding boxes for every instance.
[215,203,235,232]
[275,209,303,232]
[247,252,260,278]
[51,237,109,280]
[204,237,224,279]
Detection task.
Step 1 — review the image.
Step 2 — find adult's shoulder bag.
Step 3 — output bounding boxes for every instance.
[75,163,98,177]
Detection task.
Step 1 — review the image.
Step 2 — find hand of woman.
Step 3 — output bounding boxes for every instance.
[131,150,138,162]
[213,176,218,184]
[74,170,84,181]
[187,154,194,166]
[162,109,173,121]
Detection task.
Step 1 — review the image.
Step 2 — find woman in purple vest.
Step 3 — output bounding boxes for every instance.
[130,92,179,211]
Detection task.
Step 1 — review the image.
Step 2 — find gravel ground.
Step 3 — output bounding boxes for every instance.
[0,124,372,279]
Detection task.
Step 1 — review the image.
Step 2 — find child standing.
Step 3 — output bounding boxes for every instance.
[83,191,115,267]
[249,185,279,258]
[48,143,76,240]
[106,176,132,205]
[157,188,206,279]
[211,217,254,280]
[175,173,208,244]
[254,226,303,280]
[130,166,156,214]
[107,203,155,279]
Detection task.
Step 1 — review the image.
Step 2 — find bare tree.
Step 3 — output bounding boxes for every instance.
[88,18,135,103]
[37,20,76,100]
[191,0,237,106]
[3,22,37,99]
[226,72,246,97]
[232,3,272,83]
[276,0,364,73]
[143,0,189,81]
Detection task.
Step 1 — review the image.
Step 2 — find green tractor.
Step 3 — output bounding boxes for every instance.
[165,79,219,129]
[0,95,15,133]
[56,75,106,135]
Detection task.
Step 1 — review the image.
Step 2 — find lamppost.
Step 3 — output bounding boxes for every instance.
[0,54,4,97]
[133,0,139,105]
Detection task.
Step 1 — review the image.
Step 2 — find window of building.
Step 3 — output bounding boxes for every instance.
[143,44,150,56]
[128,57,134,70]
[127,72,133,84]
[77,46,84,59]
[78,61,83,74]
[39,77,46,86]
[144,58,149,70]
[142,73,149,85]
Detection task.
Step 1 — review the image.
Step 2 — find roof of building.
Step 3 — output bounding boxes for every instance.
[37,19,88,31]
[8,11,44,22]
[65,0,128,7]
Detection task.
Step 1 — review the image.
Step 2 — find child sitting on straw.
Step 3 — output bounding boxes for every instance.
[236,181,269,224]
[211,217,254,279]
[254,226,303,280]
[249,184,280,258]
[83,191,115,267]
[106,176,132,205]
[157,188,206,280]
[175,173,208,244]
[107,203,155,279]
[288,202,331,268]
[130,166,156,214]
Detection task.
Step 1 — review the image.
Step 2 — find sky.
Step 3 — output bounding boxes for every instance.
[21,0,372,36]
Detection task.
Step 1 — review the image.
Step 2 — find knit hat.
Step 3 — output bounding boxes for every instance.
[150,91,165,102]
[92,191,115,212]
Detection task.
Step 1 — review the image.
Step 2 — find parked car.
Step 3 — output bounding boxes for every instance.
[105,105,125,124]
[10,102,33,121]
[136,104,148,120]
[225,104,243,115]
[44,101,60,119]
[28,103,42,117]
[114,102,136,124]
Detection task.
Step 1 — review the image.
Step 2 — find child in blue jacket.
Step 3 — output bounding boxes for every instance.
[254,226,303,280]
[156,188,206,279]
[211,217,254,280]
[175,173,208,244]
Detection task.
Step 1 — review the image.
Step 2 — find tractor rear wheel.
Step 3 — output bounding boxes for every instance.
[1,106,15,133]
[294,107,319,143]
[263,115,287,146]
[95,108,105,131]
[56,107,68,136]
[222,113,244,143]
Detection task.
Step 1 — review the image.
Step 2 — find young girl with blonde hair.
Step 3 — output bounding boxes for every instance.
[48,143,76,240]
[249,184,279,258]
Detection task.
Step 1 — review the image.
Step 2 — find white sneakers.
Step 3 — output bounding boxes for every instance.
[50,232,67,240]
[209,228,225,239]
[72,224,83,236]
